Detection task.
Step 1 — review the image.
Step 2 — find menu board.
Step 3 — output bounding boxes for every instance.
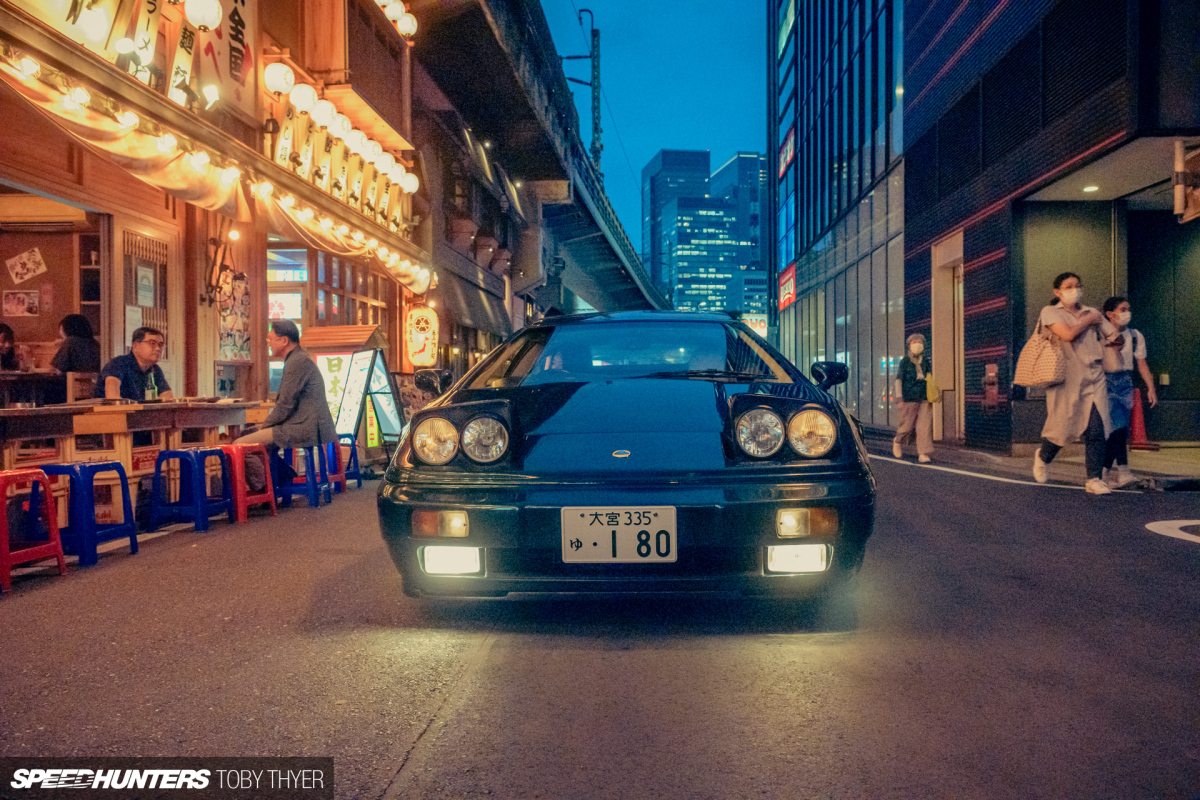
[335,350,375,436]
[315,351,354,422]
[368,350,403,436]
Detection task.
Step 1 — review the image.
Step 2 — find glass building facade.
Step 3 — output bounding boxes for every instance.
[769,0,905,428]
[664,197,740,312]
[641,150,711,296]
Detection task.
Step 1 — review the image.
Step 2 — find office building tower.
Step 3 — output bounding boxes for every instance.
[769,0,904,428]
[662,197,739,312]
[642,150,710,296]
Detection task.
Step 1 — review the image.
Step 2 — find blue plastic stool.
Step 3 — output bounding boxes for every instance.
[148,448,234,532]
[275,445,331,508]
[339,434,363,490]
[41,461,138,567]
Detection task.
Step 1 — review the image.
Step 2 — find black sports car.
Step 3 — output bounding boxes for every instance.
[377,311,875,600]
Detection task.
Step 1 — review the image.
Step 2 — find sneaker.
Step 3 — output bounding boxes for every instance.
[1085,478,1113,495]
[1032,448,1048,484]
[892,442,902,458]
[1106,467,1136,488]
[918,454,932,463]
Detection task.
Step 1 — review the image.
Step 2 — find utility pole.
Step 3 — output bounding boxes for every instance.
[563,9,603,177]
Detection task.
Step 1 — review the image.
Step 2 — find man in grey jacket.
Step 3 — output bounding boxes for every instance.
[237,319,336,492]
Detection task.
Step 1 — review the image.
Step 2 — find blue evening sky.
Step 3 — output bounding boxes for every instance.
[541,1,767,253]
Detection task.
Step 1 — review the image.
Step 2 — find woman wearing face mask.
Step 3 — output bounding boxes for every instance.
[1099,297,1156,488]
[893,332,934,463]
[1033,272,1111,494]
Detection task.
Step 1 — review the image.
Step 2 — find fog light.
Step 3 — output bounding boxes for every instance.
[423,546,481,575]
[411,509,469,537]
[767,544,828,573]
[776,507,838,537]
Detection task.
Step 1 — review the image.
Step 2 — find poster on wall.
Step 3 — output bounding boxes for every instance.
[136,264,156,306]
[5,247,47,285]
[2,290,39,317]
[217,274,251,361]
[405,306,438,367]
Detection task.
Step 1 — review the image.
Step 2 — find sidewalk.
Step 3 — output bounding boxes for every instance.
[866,431,1200,491]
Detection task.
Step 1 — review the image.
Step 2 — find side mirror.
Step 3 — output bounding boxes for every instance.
[415,368,452,395]
[810,361,849,391]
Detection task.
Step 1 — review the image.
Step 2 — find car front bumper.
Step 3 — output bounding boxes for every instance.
[377,470,875,598]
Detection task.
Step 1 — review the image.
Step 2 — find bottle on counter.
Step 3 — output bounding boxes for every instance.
[145,370,158,401]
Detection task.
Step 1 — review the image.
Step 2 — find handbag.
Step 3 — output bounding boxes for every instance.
[1014,318,1066,388]
[925,374,941,404]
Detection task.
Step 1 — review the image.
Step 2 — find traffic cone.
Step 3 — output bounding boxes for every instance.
[1129,387,1160,451]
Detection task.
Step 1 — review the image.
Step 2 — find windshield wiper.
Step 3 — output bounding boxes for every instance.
[637,369,774,381]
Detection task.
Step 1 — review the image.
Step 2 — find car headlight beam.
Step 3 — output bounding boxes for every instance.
[787,409,837,458]
[461,416,509,463]
[412,417,459,465]
[735,408,785,458]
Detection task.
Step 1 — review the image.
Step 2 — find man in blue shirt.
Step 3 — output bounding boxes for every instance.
[97,327,175,401]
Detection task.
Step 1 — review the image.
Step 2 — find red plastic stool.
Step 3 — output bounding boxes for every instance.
[325,440,347,495]
[0,468,67,593]
[221,444,278,523]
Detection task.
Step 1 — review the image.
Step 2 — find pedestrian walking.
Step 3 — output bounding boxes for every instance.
[893,332,934,463]
[1099,296,1156,488]
[1032,272,1112,494]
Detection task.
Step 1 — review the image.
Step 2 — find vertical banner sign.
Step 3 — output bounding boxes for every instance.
[313,135,335,192]
[126,0,163,84]
[331,143,348,201]
[167,22,199,106]
[364,165,382,217]
[385,183,402,231]
[194,0,258,119]
[778,263,796,311]
[377,179,393,228]
[406,306,439,367]
[273,105,296,168]
[296,123,320,181]
[347,155,365,211]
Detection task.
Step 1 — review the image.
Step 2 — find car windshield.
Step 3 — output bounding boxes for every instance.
[468,321,795,389]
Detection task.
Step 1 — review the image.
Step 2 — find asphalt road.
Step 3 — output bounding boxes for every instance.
[0,460,1196,798]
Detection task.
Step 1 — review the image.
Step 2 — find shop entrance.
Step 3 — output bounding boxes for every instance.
[930,231,964,442]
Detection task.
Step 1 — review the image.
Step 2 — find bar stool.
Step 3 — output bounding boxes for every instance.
[41,462,138,567]
[276,445,331,508]
[0,468,67,593]
[326,440,347,495]
[339,434,363,490]
[148,448,234,532]
[221,444,278,523]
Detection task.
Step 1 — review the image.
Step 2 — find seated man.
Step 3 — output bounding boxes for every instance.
[97,326,174,402]
[237,320,336,492]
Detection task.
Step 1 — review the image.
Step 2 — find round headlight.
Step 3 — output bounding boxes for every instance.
[412,417,458,465]
[788,409,837,457]
[735,408,785,458]
[461,416,509,463]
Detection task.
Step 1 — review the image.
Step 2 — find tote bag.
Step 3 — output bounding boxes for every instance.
[925,374,941,403]
[1014,318,1066,388]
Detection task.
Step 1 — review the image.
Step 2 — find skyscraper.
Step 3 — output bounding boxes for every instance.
[662,196,739,312]
[641,150,710,296]
[711,152,770,327]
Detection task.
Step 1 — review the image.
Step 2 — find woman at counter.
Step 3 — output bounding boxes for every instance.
[51,314,101,374]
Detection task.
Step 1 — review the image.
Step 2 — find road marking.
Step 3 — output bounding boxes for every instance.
[1144,520,1200,544]
[870,455,1139,492]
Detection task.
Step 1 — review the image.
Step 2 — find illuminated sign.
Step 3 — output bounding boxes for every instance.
[315,351,354,422]
[778,126,795,179]
[406,306,438,367]
[778,263,796,311]
[743,314,769,339]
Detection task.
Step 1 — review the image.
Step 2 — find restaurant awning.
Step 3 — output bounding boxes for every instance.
[434,270,511,338]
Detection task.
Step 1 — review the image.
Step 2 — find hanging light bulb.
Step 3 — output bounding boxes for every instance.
[116,110,140,128]
[366,139,384,161]
[201,84,220,109]
[188,150,211,170]
[280,195,295,208]
[289,84,318,115]
[220,166,241,184]
[17,57,40,79]
[114,38,136,54]
[156,133,178,153]
[319,217,334,229]
[311,99,336,129]
[396,13,418,36]
[385,2,406,22]
[255,181,274,197]
[376,153,396,174]
[337,224,350,235]
[400,172,420,194]
[367,238,379,249]
[228,229,241,241]
[69,86,91,106]
[184,0,224,32]
[331,114,352,139]
[298,208,314,222]
[263,63,296,97]
[378,246,389,259]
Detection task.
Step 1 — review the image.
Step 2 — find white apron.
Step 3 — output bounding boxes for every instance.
[1039,304,1112,447]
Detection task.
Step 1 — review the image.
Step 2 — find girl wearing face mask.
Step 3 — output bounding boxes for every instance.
[893,332,934,463]
[1033,272,1111,494]
[1099,296,1156,487]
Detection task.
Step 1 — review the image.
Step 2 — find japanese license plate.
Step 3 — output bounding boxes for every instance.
[561,506,677,563]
